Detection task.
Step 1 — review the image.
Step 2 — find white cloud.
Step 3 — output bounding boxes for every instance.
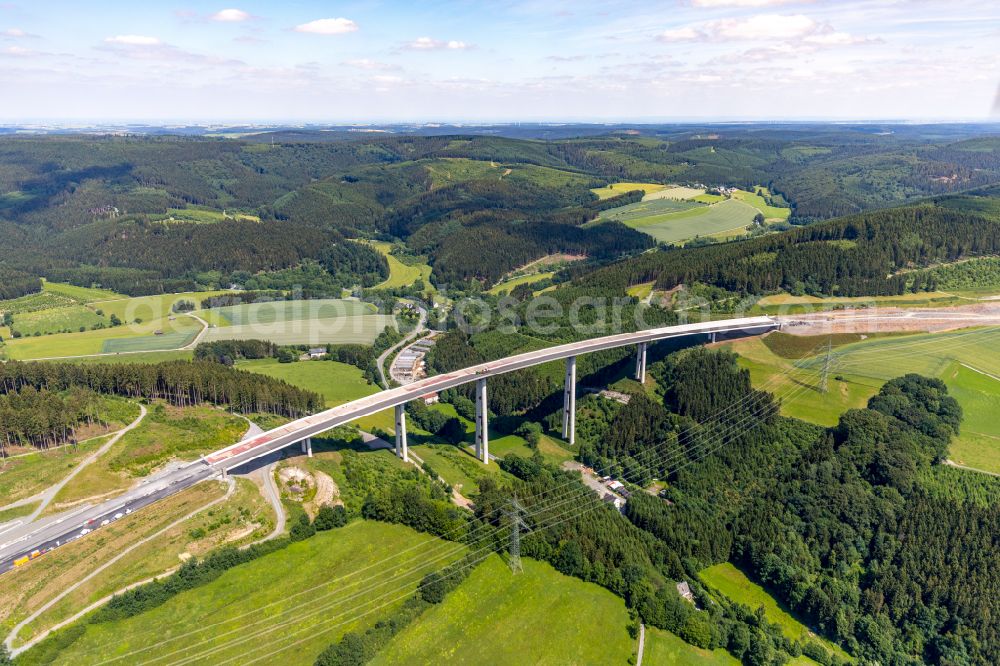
[104,34,162,46]
[660,26,700,41]
[2,27,35,38]
[406,36,472,50]
[294,18,358,35]
[343,58,396,70]
[211,8,251,23]
[714,14,817,40]
[660,13,830,42]
[803,31,874,46]
[692,0,811,7]
[2,44,31,56]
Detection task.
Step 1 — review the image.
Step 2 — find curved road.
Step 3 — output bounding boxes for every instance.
[376,301,428,389]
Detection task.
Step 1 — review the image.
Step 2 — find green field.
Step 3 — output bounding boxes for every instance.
[367,241,434,290]
[239,358,393,432]
[89,290,237,324]
[47,522,463,666]
[598,198,760,244]
[373,555,634,665]
[488,271,555,295]
[3,315,202,360]
[643,626,739,665]
[939,363,1000,472]
[646,185,705,201]
[158,205,260,224]
[10,304,108,336]
[753,291,966,315]
[203,298,376,326]
[41,281,125,303]
[700,563,850,663]
[731,187,791,220]
[590,181,666,199]
[197,299,393,347]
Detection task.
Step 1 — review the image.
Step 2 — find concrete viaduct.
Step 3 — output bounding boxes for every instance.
[205,317,778,473]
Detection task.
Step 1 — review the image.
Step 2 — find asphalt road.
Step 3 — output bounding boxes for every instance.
[0,461,213,574]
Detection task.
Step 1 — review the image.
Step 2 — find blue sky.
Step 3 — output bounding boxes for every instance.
[1,0,998,122]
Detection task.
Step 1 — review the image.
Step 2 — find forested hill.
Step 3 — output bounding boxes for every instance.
[572,204,1000,298]
[2,129,998,298]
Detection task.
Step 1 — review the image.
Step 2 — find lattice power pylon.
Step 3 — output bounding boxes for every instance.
[505,497,529,574]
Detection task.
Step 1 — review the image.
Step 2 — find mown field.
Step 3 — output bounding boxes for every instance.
[46,522,464,666]
[699,563,850,663]
[487,271,554,295]
[366,241,434,290]
[643,626,739,665]
[599,198,761,244]
[729,329,1000,472]
[590,181,666,199]
[200,301,394,346]
[2,314,202,360]
[238,358,393,432]
[373,555,635,665]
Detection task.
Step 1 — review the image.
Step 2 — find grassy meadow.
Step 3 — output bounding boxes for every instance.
[700,563,850,663]
[643,626,739,665]
[727,329,1000,472]
[590,181,667,199]
[46,522,464,665]
[366,241,435,290]
[373,555,635,665]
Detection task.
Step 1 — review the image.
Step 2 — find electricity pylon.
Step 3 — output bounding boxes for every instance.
[505,496,528,574]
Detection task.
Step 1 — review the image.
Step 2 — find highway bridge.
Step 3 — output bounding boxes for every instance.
[1,316,777,573]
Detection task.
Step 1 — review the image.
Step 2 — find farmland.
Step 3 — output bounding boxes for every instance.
[238,358,393,432]
[373,555,634,665]
[1,314,202,360]
[728,329,1000,472]
[590,181,666,199]
[604,198,761,244]
[200,299,394,347]
[699,563,850,663]
[366,241,434,290]
[47,522,464,665]
[643,626,739,665]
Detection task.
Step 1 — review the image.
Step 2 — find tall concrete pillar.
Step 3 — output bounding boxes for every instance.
[395,404,409,463]
[634,342,647,383]
[710,331,717,344]
[475,378,489,464]
[305,438,312,458]
[562,355,577,445]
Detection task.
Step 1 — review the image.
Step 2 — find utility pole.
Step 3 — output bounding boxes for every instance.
[505,496,528,574]
[820,338,833,393]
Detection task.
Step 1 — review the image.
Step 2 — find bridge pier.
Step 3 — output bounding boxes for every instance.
[562,355,576,445]
[475,378,489,464]
[300,438,312,458]
[634,342,647,383]
[710,331,717,344]
[395,404,409,463]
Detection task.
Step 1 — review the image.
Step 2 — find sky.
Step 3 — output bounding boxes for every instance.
[1,0,998,123]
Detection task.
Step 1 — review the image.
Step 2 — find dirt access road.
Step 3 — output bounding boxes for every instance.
[778,302,1000,336]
